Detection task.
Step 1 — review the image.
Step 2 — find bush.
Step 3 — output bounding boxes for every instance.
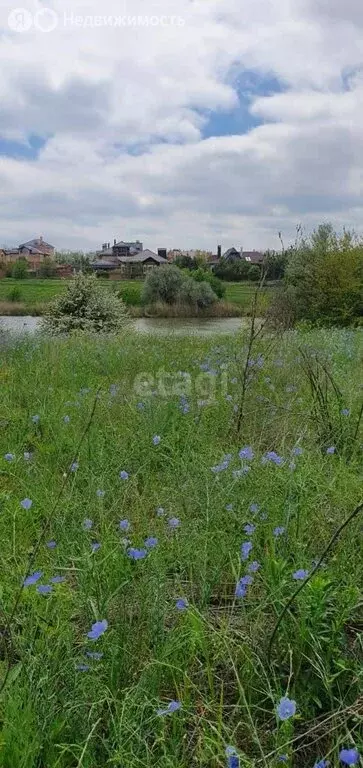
[12,259,29,279]
[247,264,261,282]
[118,283,142,306]
[41,273,129,334]
[214,259,250,282]
[142,265,218,309]
[6,286,22,302]
[191,268,226,299]
[38,259,56,278]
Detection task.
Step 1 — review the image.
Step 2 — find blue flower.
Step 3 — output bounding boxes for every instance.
[119,519,130,532]
[168,517,180,529]
[176,598,188,611]
[339,748,360,765]
[37,584,52,594]
[23,451,33,461]
[137,402,145,410]
[91,542,101,552]
[249,503,260,513]
[23,570,43,587]
[46,540,57,549]
[293,569,309,580]
[87,619,108,640]
[239,446,254,460]
[292,446,303,456]
[83,518,93,530]
[4,453,15,461]
[227,756,239,768]
[156,506,165,516]
[109,384,118,396]
[277,757,288,763]
[248,561,261,572]
[127,548,147,560]
[273,526,285,537]
[63,415,70,424]
[241,541,253,561]
[244,523,256,535]
[145,537,158,549]
[96,489,105,498]
[32,414,40,424]
[70,462,79,472]
[341,408,350,417]
[21,498,32,510]
[235,580,247,598]
[326,446,336,455]
[225,504,233,511]
[50,575,65,584]
[76,663,90,672]
[156,700,181,716]
[276,696,296,721]
[86,651,103,660]
[314,760,330,768]
[262,451,284,466]
[233,467,251,478]
[119,470,129,480]
[152,435,161,445]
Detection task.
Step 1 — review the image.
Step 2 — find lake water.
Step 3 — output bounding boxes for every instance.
[0,315,247,337]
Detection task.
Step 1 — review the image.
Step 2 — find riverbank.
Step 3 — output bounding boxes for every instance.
[0,278,275,317]
[0,328,362,767]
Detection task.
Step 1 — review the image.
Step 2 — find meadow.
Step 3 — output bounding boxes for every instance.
[0,326,362,768]
[0,279,274,316]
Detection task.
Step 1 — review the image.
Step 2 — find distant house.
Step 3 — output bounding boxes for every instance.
[1,236,56,269]
[242,250,264,265]
[92,239,168,277]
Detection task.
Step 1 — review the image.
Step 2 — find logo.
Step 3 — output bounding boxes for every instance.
[34,7,58,32]
[8,7,32,32]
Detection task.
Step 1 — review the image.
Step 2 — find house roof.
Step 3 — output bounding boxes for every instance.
[19,238,54,250]
[118,249,168,264]
[243,251,264,264]
[223,247,241,258]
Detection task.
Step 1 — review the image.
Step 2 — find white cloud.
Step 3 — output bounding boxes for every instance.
[1,0,363,250]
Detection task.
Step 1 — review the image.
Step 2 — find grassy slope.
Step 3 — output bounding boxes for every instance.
[0,279,275,315]
[0,328,362,767]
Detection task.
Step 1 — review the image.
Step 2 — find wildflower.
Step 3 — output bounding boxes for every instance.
[339,749,360,765]
[152,435,161,445]
[233,467,251,478]
[314,760,329,768]
[4,453,15,462]
[96,489,105,498]
[46,540,57,549]
[87,619,108,640]
[76,663,90,672]
[109,384,118,396]
[260,511,268,520]
[293,569,309,580]
[235,580,247,598]
[231,377,238,384]
[244,523,256,535]
[91,542,101,552]
[276,696,296,721]
[145,537,158,549]
[23,451,33,461]
[37,584,53,594]
[241,541,253,561]
[86,651,103,660]
[277,757,288,764]
[137,402,145,410]
[326,446,336,455]
[119,519,130,532]
[248,561,261,572]
[21,498,32,510]
[156,700,181,716]
[226,394,233,402]
[176,598,188,611]
[239,446,254,460]
[70,462,79,472]
[250,502,259,513]
[63,415,70,424]
[127,548,147,560]
[23,570,43,587]
[50,575,65,584]
[262,451,284,466]
[289,461,296,471]
[156,506,165,516]
[225,503,233,511]
[83,518,93,530]
[292,446,303,456]
[273,526,285,537]
[119,470,129,480]
[341,408,350,417]
[226,747,239,768]
[211,461,229,473]
[31,414,40,424]
[168,517,180,529]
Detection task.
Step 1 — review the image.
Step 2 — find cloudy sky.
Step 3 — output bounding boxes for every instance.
[0,0,362,252]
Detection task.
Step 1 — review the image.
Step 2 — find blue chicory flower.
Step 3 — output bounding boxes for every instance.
[262,451,284,466]
[145,537,158,549]
[225,504,233,511]
[152,435,161,445]
[4,453,15,461]
[233,467,251,478]
[168,517,180,529]
[86,651,103,660]
[83,518,93,530]
[156,700,181,716]
[273,526,285,537]
[127,548,147,560]
[248,561,261,572]
[23,570,43,587]
[244,523,256,535]
[239,446,254,460]
[119,519,130,532]
[119,470,129,480]
[76,663,90,672]
[32,415,40,424]
[50,575,66,584]
[87,619,108,640]
[326,446,336,455]
[341,408,350,417]
[293,569,309,580]
[292,446,303,456]
[250,503,260,513]
[23,451,33,461]
[63,415,70,424]
[176,598,188,611]
[37,584,52,594]
[21,498,32,510]
[314,760,330,768]
[46,540,57,549]
[276,696,296,721]
[339,748,360,765]
[226,747,239,768]
[241,541,253,561]
[70,462,79,472]
[137,402,145,410]
[91,542,101,552]
[96,489,105,498]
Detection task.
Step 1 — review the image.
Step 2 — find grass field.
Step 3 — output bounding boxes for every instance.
[0,326,362,767]
[0,279,274,316]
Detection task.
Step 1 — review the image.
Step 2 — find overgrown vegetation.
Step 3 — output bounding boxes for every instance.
[142,264,218,310]
[41,273,129,334]
[0,326,362,767]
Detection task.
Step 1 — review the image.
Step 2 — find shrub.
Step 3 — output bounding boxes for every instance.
[38,259,57,278]
[214,259,250,282]
[142,265,185,305]
[41,273,129,334]
[118,283,142,306]
[12,259,29,279]
[247,264,261,282]
[191,268,226,299]
[6,286,22,302]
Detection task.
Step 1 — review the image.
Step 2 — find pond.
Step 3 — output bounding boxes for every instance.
[0,316,248,337]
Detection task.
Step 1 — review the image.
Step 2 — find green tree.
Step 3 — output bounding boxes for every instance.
[12,259,29,279]
[41,273,129,334]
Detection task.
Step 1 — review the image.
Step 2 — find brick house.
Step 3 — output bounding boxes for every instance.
[1,236,56,270]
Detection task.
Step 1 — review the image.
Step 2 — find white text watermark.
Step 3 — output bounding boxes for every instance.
[8,7,185,33]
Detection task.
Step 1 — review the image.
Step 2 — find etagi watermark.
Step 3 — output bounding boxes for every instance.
[8,8,185,33]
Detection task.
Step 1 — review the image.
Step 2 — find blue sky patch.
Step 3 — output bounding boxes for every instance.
[0,134,47,160]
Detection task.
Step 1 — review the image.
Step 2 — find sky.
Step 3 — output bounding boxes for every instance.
[0,0,363,252]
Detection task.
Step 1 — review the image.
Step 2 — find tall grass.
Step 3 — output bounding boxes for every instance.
[0,327,362,767]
